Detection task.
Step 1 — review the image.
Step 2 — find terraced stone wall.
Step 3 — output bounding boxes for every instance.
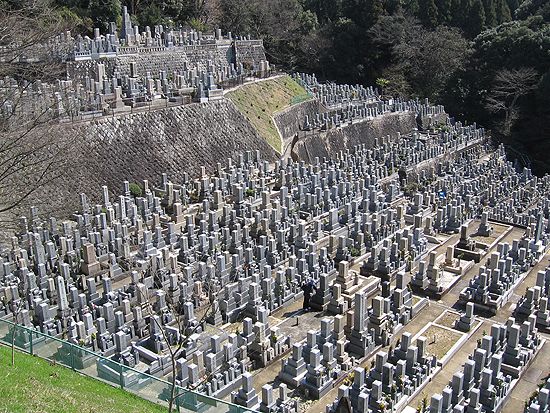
[234,40,267,69]
[112,45,234,78]
[83,99,277,192]
[66,58,118,81]
[66,41,266,80]
[274,99,321,141]
[291,112,418,163]
[22,99,278,218]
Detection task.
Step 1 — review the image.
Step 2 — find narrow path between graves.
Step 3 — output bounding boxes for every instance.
[300,224,528,412]
[407,233,550,410]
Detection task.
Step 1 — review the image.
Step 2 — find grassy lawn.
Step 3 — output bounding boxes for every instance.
[0,345,166,413]
[227,75,308,152]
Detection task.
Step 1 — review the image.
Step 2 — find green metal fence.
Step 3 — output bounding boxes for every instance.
[290,93,313,105]
[0,318,255,413]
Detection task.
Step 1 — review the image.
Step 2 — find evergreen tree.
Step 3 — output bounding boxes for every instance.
[483,0,497,27]
[495,0,512,23]
[419,0,439,27]
[88,0,121,31]
[403,0,420,14]
[455,0,473,28]
[303,0,343,23]
[466,0,485,37]
[342,0,384,28]
[385,0,401,14]
[160,0,185,21]
[436,0,452,23]
[506,0,519,15]
[136,3,164,27]
[449,0,463,27]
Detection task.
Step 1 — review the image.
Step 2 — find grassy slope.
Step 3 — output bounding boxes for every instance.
[0,345,166,413]
[227,75,308,153]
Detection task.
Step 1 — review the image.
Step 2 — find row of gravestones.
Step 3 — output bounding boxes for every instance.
[1,119,548,407]
[2,6,269,124]
[231,278,431,410]
[54,6,238,59]
[423,318,542,413]
[524,376,550,413]
[294,72,378,109]
[294,72,445,132]
[515,266,550,413]
[1,58,245,124]
[516,266,550,331]
[0,138,508,322]
[404,147,549,413]
[230,304,543,412]
[0,135,532,334]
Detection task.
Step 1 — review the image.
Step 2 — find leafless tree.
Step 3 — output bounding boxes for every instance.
[7,298,25,366]
[191,0,219,26]
[485,67,540,138]
[136,272,214,413]
[0,0,72,79]
[0,0,76,225]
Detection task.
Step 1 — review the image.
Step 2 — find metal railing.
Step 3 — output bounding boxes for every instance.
[0,318,255,413]
[290,93,313,106]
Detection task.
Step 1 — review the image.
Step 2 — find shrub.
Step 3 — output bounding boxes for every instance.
[129,182,142,197]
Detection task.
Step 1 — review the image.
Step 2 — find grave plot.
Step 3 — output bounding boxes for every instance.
[459,237,549,314]
[416,304,483,367]
[524,376,550,413]
[327,333,439,413]
[419,320,544,413]
[470,216,512,250]
[421,326,465,361]
[451,222,489,264]
[362,273,430,348]
[515,266,550,333]
[278,293,374,399]
[435,311,461,329]
[231,372,299,412]
[411,245,474,299]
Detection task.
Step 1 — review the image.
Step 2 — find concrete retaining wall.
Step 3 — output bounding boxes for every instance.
[292,112,418,163]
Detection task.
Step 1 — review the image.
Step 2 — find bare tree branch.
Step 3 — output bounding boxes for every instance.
[485,67,540,137]
[0,0,78,224]
[136,270,214,413]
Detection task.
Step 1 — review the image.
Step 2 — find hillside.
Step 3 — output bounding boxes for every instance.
[226,75,309,152]
[0,345,166,413]
[10,0,549,172]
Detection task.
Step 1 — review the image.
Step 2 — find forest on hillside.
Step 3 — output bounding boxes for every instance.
[2,0,550,173]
